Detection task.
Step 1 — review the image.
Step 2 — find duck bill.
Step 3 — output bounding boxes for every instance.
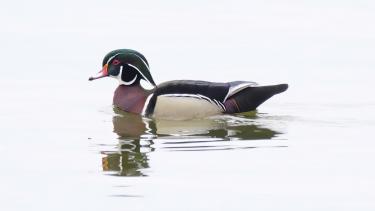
[89,64,109,81]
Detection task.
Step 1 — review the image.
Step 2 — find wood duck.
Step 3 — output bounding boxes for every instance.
[89,49,288,120]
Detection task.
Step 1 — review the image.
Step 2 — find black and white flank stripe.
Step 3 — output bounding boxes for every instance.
[142,80,257,117]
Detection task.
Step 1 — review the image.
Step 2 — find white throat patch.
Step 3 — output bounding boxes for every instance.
[116,65,138,85]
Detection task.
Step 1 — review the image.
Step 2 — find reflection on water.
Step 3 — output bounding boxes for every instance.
[101,138,153,177]
[102,111,155,176]
[101,108,283,176]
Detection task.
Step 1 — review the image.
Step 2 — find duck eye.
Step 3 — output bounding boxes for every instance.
[112,59,121,65]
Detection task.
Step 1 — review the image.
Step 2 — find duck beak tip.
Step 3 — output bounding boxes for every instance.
[89,65,109,81]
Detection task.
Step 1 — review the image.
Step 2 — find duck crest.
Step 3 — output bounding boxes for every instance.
[103,49,156,86]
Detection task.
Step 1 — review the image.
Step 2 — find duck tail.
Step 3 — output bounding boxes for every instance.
[224,84,288,113]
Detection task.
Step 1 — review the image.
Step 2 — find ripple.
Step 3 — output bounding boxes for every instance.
[97,108,287,176]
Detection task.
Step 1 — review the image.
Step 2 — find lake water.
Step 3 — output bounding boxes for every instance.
[1,1,375,210]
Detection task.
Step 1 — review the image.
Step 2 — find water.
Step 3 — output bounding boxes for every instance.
[1,0,375,210]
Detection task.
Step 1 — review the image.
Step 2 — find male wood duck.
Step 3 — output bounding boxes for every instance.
[89,49,288,120]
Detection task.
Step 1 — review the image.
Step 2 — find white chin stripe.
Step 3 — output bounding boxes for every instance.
[118,65,138,85]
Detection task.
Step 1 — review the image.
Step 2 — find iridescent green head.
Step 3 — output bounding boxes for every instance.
[89,49,156,86]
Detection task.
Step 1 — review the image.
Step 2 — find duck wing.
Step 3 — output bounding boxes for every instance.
[224,83,288,113]
[142,80,257,116]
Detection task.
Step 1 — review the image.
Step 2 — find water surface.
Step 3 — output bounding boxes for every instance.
[101,108,285,177]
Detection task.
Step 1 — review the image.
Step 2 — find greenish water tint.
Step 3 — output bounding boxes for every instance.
[101,108,285,177]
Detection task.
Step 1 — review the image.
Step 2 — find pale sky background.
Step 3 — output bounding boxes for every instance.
[1,0,375,105]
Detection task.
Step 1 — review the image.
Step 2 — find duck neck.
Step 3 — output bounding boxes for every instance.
[113,84,149,114]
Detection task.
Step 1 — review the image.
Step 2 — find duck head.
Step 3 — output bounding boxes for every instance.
[89,49,156,86]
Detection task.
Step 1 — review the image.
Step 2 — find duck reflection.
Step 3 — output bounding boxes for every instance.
[102,111,154,176]
[101,108,281,176]
[101,140,150,176]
